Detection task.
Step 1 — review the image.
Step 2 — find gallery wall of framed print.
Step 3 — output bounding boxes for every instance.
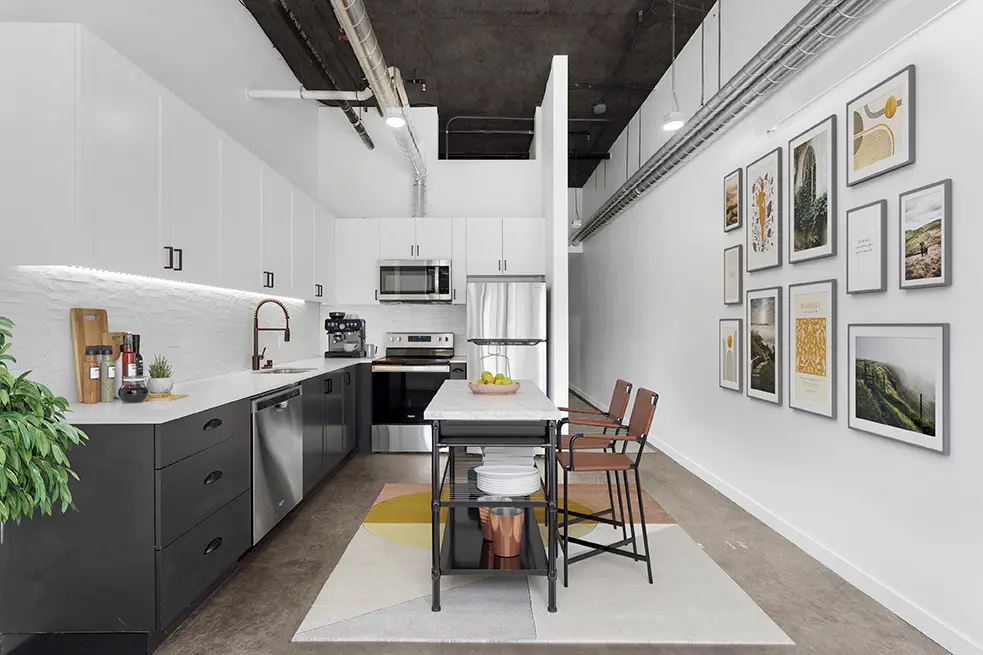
[719,319,742,392]
[746,148,783,272]
[847,65,915,187]
[899,179,951,289]
[846,200,887,294]
[746,286,782,404]
[848,323,948,454]
[789,280,836,418]
[789,115,836,263]
[724,245,743,305]
[724,168,743,232]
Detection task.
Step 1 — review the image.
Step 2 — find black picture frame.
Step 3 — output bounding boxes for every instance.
[745,285,783,405]
[898,179,952,290]
[846,65,916,187]
[719,318,743,393]
[788,115,837,264]
[724,168,743,232]
[845,200,888,295]
[745,148,783,272]
[788,279,837,419]
[723,244,743,305]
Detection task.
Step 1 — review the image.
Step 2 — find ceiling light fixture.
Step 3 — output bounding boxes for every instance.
[592,102,607,115]
[385,114,407,128]
[663,0,686,132]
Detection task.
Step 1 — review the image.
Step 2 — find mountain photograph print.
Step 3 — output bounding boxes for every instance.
[724,168,742,232]
[848,324,948,453]
[746,149,782,271]
[746,287,782,404]
[847,65,915,186]
[900,179,951,289]
[789,116,836,263]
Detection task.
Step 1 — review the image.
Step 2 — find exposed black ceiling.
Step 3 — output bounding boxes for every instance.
[242,0,705,186]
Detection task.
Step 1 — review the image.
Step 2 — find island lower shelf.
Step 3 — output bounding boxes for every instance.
[440,505,548,576]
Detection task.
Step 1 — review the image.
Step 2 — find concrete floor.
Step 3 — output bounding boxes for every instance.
[158,400,947,655]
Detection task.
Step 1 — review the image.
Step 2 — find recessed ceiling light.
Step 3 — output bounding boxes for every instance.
[385,114,406,128]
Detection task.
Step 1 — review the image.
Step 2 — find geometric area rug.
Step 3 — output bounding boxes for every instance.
[293,484,793,645]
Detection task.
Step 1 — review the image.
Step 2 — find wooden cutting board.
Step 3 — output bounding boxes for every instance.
[102,331,126,361]
[70,308,108,402]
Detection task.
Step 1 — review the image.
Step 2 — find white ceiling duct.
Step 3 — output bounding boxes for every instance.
[329,0,428,217]
[571,0,889,244]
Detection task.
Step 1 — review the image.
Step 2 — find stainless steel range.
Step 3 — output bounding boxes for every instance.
[371,332,466,452]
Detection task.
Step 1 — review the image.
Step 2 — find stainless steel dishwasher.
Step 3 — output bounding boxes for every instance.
[252,386,303,545]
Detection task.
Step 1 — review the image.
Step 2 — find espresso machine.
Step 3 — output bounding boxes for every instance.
[324,314,366,358]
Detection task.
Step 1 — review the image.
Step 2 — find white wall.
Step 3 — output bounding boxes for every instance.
[542,56,569,406]
[571,2,981,654]
[0,266,320,401]
[0,0,320,198]
[321,304,467,357]
[319,106,543,218]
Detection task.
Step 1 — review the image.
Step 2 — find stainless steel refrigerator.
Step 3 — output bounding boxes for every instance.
[467,281,548,393]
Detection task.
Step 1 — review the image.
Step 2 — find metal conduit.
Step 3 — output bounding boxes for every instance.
[571,0,888,244]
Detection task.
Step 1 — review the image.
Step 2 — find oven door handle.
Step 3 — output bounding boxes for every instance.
[371,365,451,373]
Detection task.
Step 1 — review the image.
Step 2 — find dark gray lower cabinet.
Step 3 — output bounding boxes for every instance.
[302,370,349,495]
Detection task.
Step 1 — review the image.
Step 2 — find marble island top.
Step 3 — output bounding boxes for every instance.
[424,380,563,422]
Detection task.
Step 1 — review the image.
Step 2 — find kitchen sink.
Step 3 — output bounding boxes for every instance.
[255,368,317,375]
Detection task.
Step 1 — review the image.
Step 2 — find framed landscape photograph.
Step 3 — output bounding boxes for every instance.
[724,244,743,305]
[846,200,887,294]
[746,286,782,404]
[848,323,948,454]
[789,280,836,418]
[746,149,783,272]
[719,319,742,392]
[789,115,836,263]
[724,168,742,232]
[899,179,951,289]
[847,65,915,186]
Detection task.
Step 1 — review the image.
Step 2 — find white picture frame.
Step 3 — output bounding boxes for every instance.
[719,319,742,392]
[788,280,836,418]
[899,179,952,290]
[848,323,948,454]
[746,286,782,404]
[788,115,836,264]
[723,245,743,305]
[846,65,916,187]
[746,148,783,272]
[846,200,887,294]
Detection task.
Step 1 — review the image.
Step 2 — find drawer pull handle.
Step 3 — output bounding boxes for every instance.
[203,418,223,431]
[203,537,223,555]
[203,470,223,485]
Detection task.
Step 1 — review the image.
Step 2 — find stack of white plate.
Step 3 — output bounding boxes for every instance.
[475,465,541,496]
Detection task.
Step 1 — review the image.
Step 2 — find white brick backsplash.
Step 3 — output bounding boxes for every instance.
[0,266,320,400]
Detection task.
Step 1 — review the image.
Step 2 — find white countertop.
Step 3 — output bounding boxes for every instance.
[424,380,563,421]
[67,357,375,425]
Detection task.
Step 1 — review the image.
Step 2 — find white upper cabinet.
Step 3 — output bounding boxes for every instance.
[78,29,163,278]
[314,206,336,304]
[416,218,453,260]
[502,217,546,276]
[451,218,467,304]
[290,188,317,301]
[379,219,417,260]
[220,139,264,293]
[466,218,506,275]
[162,97,222,285]
[335,219,380,305]
[261,168,293,294]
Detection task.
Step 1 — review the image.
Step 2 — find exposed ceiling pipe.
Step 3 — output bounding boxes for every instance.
[571,0,889,244]
[329,0,428,217]
[247,87,374,102]
[266,0,374,150]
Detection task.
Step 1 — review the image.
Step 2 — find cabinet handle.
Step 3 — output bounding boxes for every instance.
[416,245,420,256]
[203,418,223,431]
[504,259,507,271]
[410,244,414,256]
[375,289,378,301]
[203,470,223,485]
[453,289,456,301]
[203,537,223,556]
[498,260,501,272]
[325,378,333,394]
[164,246,174,270]
[270,271,275,288]
[345,371,351,385]
[174,248,184,272]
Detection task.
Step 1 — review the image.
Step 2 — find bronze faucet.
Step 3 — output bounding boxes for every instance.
[252,299,291,371]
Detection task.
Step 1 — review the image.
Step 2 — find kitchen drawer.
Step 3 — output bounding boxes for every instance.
[156,430,251,548]
[157,491,251,630]
[155,400,249,468]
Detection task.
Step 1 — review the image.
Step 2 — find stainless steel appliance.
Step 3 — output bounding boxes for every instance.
[251,386,303,544]
[371,332,465,452]
[325,316,366,357]
[378,260,452,302]
[467,281,548,393]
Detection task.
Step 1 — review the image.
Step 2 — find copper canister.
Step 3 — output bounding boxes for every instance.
[490,507,524,558]
[478,496,511,541]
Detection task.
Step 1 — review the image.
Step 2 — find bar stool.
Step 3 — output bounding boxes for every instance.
[558,388,659,586]
[557,380,633,540]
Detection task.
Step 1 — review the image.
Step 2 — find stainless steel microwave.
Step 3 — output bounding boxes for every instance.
[378,260,452,302]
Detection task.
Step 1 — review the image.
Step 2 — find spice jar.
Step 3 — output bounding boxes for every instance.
[82,346,100,404]
[99,346,115,402]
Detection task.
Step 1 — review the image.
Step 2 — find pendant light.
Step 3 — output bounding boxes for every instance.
[663,0,685,132]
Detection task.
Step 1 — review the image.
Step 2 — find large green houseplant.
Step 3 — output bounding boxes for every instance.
[0,316,87,524]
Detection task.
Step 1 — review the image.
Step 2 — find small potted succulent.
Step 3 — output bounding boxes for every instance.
[148,354,174,395]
